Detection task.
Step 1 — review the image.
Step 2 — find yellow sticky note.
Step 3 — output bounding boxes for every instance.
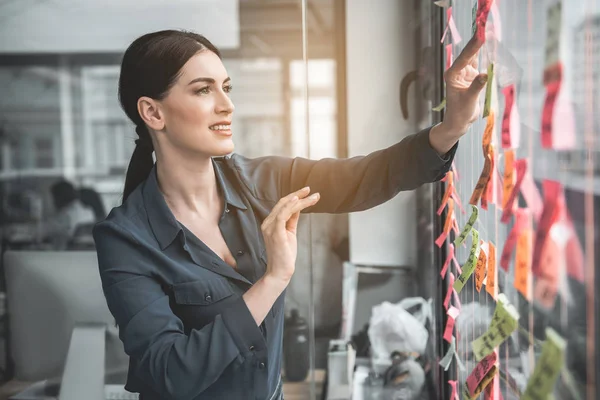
[454,205,479,246]
[521,328,566,400]
[483,63,495,118]
[454,229,480,293]
[433,98,447,111]
[471,293,520,360]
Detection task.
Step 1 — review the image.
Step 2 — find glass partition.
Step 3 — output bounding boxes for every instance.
[437,1,599,399]
[0,1,314,398]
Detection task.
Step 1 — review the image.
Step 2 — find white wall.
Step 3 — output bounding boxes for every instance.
[0,0,239,53]
[345,0,418,267]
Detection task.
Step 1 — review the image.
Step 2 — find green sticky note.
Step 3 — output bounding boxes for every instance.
[482,63,495,118]
[471,293,520,360]
[454,229,480,293]
[521,328,566,400]
[454,205,479,246]
[433,98,446,112]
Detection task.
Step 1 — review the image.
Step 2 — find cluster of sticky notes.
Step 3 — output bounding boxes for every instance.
[437,172,460,248]
[521,328,566,400]
[472,293,520,360]
[465,352,498,399]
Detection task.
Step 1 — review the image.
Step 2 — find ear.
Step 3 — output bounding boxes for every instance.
[137,96,165,131]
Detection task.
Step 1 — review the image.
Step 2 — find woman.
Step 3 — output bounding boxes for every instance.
[94,30,486,400]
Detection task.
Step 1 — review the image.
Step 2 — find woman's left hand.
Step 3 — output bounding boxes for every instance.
[429,35,487,155]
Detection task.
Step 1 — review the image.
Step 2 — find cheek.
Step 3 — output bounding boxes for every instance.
[166,96,212,127]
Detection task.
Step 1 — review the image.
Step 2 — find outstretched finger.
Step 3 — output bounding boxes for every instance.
[448,35,484,75]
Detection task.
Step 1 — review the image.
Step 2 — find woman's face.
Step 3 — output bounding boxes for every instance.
[158,50,235,157]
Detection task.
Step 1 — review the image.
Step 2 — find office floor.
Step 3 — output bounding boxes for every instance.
[282,369,325,400]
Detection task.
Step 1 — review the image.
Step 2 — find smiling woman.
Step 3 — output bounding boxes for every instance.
[93,24,484,399]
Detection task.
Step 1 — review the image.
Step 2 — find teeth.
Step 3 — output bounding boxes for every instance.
[210,124,230,130]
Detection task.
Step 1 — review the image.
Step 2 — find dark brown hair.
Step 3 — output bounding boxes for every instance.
[118,30,221,203]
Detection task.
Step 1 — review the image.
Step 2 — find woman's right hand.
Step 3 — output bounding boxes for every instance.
[260,186,320,284]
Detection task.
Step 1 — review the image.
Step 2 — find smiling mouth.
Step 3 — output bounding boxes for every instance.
[209,124,232,136]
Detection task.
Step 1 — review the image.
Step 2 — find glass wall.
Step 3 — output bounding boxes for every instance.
[437,1,599,399]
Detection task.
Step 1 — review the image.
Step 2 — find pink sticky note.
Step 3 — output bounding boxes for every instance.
[444,272,459,310]
[441,24,450,44]
[532,180,561,277]
[451,161,460,181]
[552,83,576,150]
[448,8,462,44]
[466,352,497,397]
[500,208,528,271]
[501,84,520,149]
[449,380,460,400]
[443,306,460,343]
[440,243,455,277]
[565,210,584,282]
[451,191,466,215]
[541,63,562,148]
[500,159,528,223]
[475,0,493,42]
[446,44,454,70]
[520,170,543,224]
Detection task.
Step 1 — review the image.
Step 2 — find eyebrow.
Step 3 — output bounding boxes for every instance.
[188,77,231,85]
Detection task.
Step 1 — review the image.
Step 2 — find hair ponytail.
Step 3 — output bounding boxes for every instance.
[122,125,154,203]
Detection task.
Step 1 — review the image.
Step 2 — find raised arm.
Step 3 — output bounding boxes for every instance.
[232,126,456,214]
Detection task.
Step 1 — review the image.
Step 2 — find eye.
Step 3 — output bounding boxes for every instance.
[195,86,210,95]
[223,85,233,93]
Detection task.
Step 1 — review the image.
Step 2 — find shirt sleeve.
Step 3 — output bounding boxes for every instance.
[232,125,457,214]
[93,220,265,399]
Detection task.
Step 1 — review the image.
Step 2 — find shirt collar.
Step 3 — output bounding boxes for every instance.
[142,158,247,250]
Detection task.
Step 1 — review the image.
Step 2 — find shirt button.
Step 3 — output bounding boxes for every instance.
[225,208,230,213]
[249,345,255,351]
[237,250,245,256]
[205,294,212,302]
[258,362,266,369]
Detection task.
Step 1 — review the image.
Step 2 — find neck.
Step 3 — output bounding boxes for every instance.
[155,148,222,220]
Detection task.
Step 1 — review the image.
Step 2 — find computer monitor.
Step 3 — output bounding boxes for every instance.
[3,251,129,383]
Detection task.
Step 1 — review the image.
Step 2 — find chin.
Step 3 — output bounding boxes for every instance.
[212,140,235,157]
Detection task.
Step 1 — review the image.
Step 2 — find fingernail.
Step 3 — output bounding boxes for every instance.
[479,75,488,84]
[303,186,310,191]
[311,193,320,199]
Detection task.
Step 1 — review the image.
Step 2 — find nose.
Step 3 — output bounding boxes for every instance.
[216,89,235,115]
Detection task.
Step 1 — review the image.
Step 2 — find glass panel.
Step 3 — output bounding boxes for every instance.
[441,1,599,399]
[0,1,310,398]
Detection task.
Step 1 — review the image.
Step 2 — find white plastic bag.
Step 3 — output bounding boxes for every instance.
[367,299,430,364]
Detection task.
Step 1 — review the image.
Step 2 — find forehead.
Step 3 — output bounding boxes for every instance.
[178,50,228,83]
